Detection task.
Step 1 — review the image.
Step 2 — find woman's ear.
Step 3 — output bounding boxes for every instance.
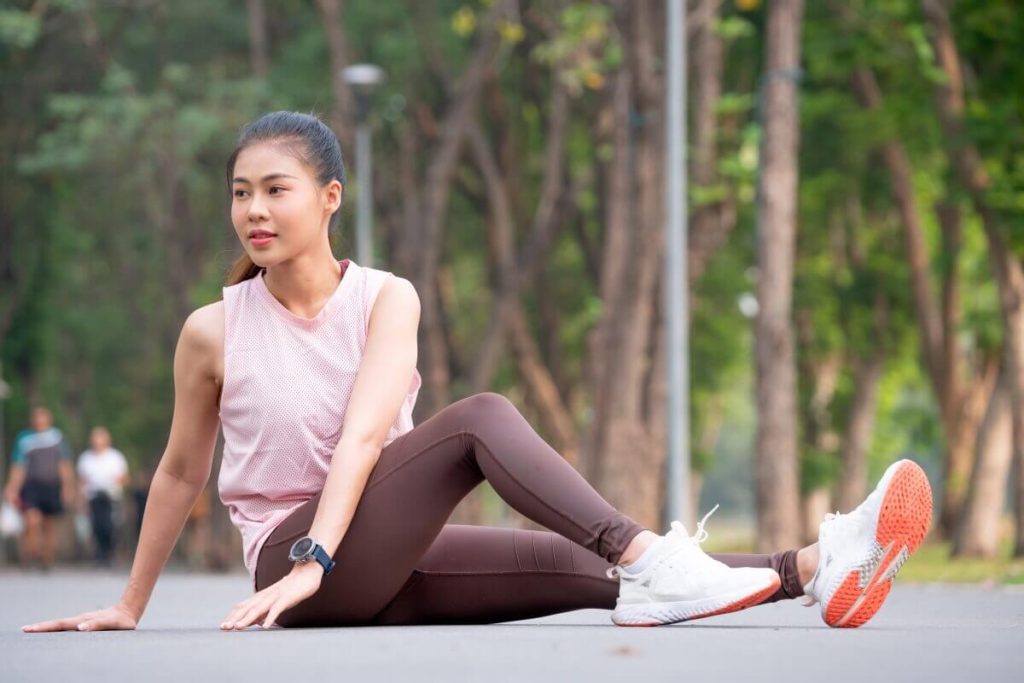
[324,180,343,214]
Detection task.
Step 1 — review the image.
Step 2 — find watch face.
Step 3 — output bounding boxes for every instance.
[290,537,314,559]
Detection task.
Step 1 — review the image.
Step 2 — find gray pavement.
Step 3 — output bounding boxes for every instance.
[1,569,1022,682]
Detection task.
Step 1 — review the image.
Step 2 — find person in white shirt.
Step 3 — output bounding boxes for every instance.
[77,427,129,566]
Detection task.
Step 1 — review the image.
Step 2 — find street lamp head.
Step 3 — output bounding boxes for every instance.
[341,63,386,91]
[343,64,386,124]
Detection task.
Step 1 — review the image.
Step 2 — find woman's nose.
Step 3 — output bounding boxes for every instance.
[248,195,269,219]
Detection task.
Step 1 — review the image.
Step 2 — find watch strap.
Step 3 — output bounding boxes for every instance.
[311,543,336,575]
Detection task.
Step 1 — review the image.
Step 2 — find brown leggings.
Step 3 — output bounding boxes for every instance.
[255,393,805,626]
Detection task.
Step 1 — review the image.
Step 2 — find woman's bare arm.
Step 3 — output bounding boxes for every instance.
[306,276,420,558]
[23,302,224,632]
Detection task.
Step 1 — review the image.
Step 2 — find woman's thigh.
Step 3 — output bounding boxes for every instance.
[255,395,507,626]
[371,524,619,626]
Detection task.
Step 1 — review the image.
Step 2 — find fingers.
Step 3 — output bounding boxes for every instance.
[262,601,286,630]
[22,619,72,633]
[23,612,93,633]
[230,603,266,630]
[221,595,254,629]
[221,598,253,630]
[21,607,136,633]
[221,592,275,631]
[220,572,314,631]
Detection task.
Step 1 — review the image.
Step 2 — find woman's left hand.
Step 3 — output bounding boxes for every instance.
[220,561,323,630]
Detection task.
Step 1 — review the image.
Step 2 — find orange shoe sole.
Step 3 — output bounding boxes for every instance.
[823,460,933,628]
[696,574,782,621]
[617,574,782,627]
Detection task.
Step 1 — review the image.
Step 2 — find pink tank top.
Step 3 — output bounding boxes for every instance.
[217,259,422,578]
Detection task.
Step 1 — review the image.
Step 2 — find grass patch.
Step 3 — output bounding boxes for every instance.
[897,542,1024,584]
[702,521,1024,584]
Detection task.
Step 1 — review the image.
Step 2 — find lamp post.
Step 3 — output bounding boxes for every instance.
[341,63,385,268]
[664,0,691,529]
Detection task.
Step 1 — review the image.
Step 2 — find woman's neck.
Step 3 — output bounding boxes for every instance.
[262,249,343,319]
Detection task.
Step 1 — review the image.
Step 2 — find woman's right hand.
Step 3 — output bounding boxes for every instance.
[21,604,138,633]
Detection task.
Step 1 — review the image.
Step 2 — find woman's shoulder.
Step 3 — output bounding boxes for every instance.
[180,301,225,358]
[379,275,418,303]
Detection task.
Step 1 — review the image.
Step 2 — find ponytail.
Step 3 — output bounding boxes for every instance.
[226,253,263,286]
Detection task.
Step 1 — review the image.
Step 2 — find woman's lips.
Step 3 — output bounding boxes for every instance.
[249,233,275,247]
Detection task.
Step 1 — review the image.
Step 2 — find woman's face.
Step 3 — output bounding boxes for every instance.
[230,141,341,267]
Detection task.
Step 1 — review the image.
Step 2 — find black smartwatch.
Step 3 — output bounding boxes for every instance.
[288,536,336,575]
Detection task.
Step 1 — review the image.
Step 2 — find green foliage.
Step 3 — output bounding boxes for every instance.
[0,9,41,48]
[532,3,618,95]
[0,0,1016,527]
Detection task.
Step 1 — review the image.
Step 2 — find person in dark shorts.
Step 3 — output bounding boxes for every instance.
[3,406,75,570]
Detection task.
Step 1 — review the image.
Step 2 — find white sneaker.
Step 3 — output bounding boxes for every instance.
[802,459,933,628]
[607,506,781,626]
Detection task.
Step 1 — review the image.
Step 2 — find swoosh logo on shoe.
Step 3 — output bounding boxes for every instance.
[880,545,910,583]
[857,541,891,591]
[857,539,907,594]
[835,540,908,627]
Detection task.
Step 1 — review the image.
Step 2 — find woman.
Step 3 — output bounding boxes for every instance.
[21,112,932,633]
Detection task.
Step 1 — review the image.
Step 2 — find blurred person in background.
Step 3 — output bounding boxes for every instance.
[2,406,75,571]
[77,426,129,567]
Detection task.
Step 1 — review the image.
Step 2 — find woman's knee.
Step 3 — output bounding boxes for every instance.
[427,393,522,451]
[448,392,519,426]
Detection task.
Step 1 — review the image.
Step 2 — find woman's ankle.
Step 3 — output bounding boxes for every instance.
[619,530,659,566]
[796,543,819,586]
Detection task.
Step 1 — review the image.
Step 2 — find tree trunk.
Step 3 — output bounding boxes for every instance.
[802,487,832,547]
[245,0,269,78]
[921,0,1024,546]
[839,290,889,511]
[404,0,516,418]
[753,0,804,552]
[921,0,1024,556]
[582,1,668,530]
[687,0,737,285]
[507,305,580,466]
[795,305,840,544]
[464,118,579,466]
[584,68,632,488]
[315,0,354,145]
[467,81,570,394]
[838,353,885,512]
[953,365,1013,557]
[850,64,996,539]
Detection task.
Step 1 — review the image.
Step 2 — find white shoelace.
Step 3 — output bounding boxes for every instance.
[673,503,720,545]
[606,504,721,579]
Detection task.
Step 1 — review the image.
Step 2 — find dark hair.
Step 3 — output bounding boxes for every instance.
[224,111,346,285]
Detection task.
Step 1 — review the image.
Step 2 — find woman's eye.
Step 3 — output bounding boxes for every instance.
[269,186,285,194]
[233,189,247,198]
